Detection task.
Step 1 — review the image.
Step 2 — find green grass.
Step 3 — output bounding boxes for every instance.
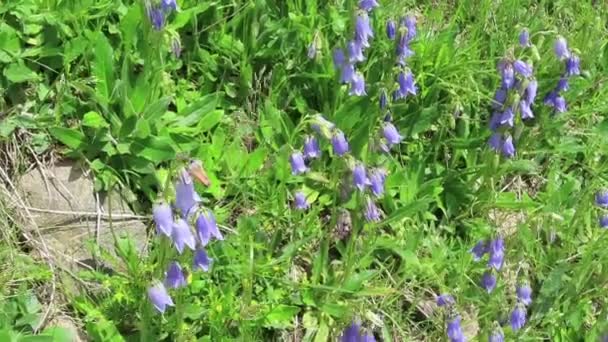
[1,0,608,341]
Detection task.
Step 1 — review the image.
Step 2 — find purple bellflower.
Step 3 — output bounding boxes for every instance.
[489,327,505,342]
[600,215,608,228]
[471,240,488,261]
[358,0,379,11]
[488,237,505,270]
[354,13,374,48]
[349,72,367,96]
[347,40,365,63]
[383,122,403,146]
[516,283,532,306]
[153,202,173,237]
[489,112,502,131]
[488,133,502,151]
[519,29,530,47]
[396,70,417,98]
[161,0,178,12]
[341,63,356,84]
[525,79,538,103]
[294,191,310,210]
[333,48,346,70]
[499,107,515,127]
[364,198,381,222]
[386,20,396,40]
[596,190,608,207]
[369,168,387,197]
[436,294,455,307]
[513,60,533,77]
[566,55,580,76]
[332,131,350,156]
[196,209,223,246]
[147,6,165,30]
[290,151,308,175]
[193,248,212,272]
[553,96,567,113]
[396,34,414,65]
[172,218,196,254]
[510,304,527,331]
[402,15,417,41]
[447,316,465,342]
[165,261,186,289]
[303,136,321,159]
[353,163,370,191]
[492,88,507,109]
[341,322,361,342]
[520,100,534,120]
[481,271,497,293]
[175,169,201,218]
[502,135,515,158]
[557,78,569,92]
[148,282,174,313]
[501,63,515,89]
[554,37,570,60]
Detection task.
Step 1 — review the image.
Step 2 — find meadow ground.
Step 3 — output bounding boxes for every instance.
[1,0,608,341]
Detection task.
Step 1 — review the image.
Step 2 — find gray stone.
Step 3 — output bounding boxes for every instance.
[17,160,148,268]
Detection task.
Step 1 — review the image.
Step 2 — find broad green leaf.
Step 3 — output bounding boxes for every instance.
[198,109,224,131]
[48,127,85,150]
[142,96,171,122]
[16,336,53,342]
[313,321,329,342]
[3,63,39,83]
[0,23,21,62]
[93,33,114,107]
[82,111,108,128]
[64,36,89,65]
[130,136,176,162]
[175,94,220,127]
[265,305,300,328]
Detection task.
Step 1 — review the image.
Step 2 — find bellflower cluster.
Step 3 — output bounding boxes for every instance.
[145,0,178,30]
[436,294,466,341]
[544,36,580,113]
[488,323,505,342]
[148,162,222,314]
[487,29,539,158]
[447,315,465,342]
[389,15,418,103]
[333,1,380,96]
[470,236,504,293]
[595,189,608,228]
[340,321,376,342]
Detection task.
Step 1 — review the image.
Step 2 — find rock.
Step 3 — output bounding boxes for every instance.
[16,160,148,268]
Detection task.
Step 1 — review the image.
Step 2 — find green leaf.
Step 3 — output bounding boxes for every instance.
[17,336,53,342]
[265,305,300,328]
[82,111,109,128]
[198,110,224,132]
[174,94,220,127]
[130,136,176,162]
[141,96,171,123]
[0,23,21,62]
[3,63,39,83]
[64,35,89,65]
[48,127,85,150]
[313,321,329,342]
[93,33,114,107]
[40,327,73,342]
